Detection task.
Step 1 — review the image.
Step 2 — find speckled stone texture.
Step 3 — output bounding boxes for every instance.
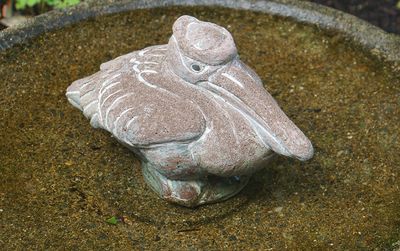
[2,3,400,249]
[66,15,313,207]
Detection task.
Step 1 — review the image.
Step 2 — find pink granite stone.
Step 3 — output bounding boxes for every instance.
[66,15,314,207]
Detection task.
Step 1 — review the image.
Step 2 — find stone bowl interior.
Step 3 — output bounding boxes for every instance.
[0,0,399,249]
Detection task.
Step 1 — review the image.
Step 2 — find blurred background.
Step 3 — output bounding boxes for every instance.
[311,0,400,34]
[1,0,400,34]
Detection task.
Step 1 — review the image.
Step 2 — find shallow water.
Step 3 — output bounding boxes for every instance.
[0,6,399,250]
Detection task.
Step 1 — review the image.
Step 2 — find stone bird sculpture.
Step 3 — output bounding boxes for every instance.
[66,15,314,207]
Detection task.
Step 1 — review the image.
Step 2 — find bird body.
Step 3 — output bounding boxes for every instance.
[66,16,313,207]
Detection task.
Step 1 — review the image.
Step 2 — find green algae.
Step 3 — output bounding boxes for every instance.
[0,6,399,250]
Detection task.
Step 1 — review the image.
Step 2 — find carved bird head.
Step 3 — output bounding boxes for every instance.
[165,16,313,162]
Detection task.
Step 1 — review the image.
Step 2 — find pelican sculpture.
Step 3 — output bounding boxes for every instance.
[66,15,314,207]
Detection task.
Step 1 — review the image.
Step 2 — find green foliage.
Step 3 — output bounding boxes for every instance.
[15,0,80,10]
[396,1,400,10]
[106,216,118,225]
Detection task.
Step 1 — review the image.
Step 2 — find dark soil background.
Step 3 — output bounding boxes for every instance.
[311,0,400,34]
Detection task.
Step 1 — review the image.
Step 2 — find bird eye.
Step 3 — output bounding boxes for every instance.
[191,64,202,72]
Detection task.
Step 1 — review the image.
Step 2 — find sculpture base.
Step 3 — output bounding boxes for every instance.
[142,164,250,207]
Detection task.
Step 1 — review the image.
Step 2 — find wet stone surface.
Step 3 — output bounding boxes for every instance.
[0,6,399,250]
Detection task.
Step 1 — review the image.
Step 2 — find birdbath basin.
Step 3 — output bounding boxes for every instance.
[0,0,399,249]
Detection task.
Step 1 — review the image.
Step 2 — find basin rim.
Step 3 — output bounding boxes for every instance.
[0,0,399,62]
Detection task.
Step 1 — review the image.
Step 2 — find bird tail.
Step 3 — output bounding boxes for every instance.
[66,78,84,110]
[66,74,102,128]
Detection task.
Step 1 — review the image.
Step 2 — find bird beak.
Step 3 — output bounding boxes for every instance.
[199,59,314,161]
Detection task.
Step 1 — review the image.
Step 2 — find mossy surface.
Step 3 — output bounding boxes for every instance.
[0,6,399,250]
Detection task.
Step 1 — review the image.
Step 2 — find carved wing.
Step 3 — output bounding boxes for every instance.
[97,71,206,147]
[67,66,206,147]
